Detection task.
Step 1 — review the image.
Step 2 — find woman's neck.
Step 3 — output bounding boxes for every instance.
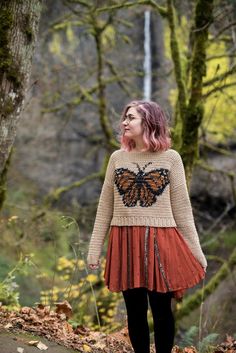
[132,140,146,152]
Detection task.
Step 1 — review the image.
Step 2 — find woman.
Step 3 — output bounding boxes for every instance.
[87,100,207,353]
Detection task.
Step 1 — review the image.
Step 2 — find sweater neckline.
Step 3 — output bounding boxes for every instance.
[122,150,164,156]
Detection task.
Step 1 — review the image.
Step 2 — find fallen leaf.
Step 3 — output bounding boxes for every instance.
[55,300,72,319]
[35,303,46,310]
[74,324,89,335]
[20,307,31,315]
[172,346,182,353]
[28,340,39,346]
[226,334,234,344]
[17,348,24,353]
[94,341,106,349]
[4,323,13,329]
[37,341,48,350]
[183,347,197,353]
[83,344,92,352]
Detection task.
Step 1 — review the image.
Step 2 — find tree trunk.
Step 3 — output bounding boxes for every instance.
[0,0,42,176]
[180,0,214,183]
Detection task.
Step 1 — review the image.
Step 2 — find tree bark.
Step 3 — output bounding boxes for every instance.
[180,0,214,183]
[0,0,42,176]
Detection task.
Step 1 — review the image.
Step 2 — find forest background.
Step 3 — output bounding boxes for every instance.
[0,0,236,351]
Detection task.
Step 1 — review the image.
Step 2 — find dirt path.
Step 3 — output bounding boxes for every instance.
[0,329,79,353]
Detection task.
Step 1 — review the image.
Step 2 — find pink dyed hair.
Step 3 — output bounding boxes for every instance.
[119,100,171,152]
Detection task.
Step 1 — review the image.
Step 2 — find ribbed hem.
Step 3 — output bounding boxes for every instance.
[110,216,177,227]
[87,254,100,265]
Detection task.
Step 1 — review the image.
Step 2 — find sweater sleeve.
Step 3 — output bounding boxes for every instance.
[87,153,115,265]
[169,151,207,269]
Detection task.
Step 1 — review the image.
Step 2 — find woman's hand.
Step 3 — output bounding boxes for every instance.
[89,263,100,270]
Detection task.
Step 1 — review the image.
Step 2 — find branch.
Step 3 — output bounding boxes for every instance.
[41,93,97,114]
[94,28,116,147]
[105,59,133,96]
[45,150,119,203]
[206,254,227,265]
[210,20,236,41]
[203,81,236,99]
[196,160,236,178]
[206,53,236,61]
[96,0,167,17]
[200,142,235,157]
[203,64,236,87]
[62,0,89,16]
[196,160,236,206]
[63,0,91,9]
[45,171,102,204]
[166,0,187,120]
[41,73,136,114]
[204,203,233,235]
[176,247,236,321]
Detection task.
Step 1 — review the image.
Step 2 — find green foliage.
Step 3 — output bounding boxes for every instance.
[1,183,123,332]
[101,24,116,49]
[202,229,236,253]
[40,257,124,332]
[37,216,122,332]
[0,179,79,305]
[48,22,80,61]
[164,13,236,144]
[179,325,199,348]
[202,40,236,142]
[48,32,63,57]
[0,254,33,309]
[222,230,236,248]
[199,333,219,353]
[179,326,219,353]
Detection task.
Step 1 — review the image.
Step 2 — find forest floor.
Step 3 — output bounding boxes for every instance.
[0,329,78,353]
[0,302,235,353]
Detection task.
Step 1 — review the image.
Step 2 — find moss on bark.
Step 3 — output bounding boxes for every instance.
[0,6,22,89]
[180,0,214,184]
[0,148,12,210]
[24,13,34,43]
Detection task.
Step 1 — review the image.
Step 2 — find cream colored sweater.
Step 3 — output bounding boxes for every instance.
[87,149,207,269]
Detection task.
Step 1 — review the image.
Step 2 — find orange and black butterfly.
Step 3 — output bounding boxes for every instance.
[114,162,170,207]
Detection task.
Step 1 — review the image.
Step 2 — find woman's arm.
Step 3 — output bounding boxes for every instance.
[87,154,115,266]
[169,151,207,270]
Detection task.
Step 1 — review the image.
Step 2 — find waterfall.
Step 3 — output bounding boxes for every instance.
[143,10,152,101]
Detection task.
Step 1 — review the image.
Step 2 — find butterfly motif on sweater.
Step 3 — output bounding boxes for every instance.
[114,162,170,207]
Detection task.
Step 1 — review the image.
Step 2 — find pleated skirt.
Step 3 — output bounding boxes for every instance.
[104,226,205,299]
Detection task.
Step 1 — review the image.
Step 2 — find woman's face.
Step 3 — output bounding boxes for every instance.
[122,107,144,140]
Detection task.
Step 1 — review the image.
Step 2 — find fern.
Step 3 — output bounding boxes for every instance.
[179,325,199,347]
[199,333,219,353]
[179,326,219,353]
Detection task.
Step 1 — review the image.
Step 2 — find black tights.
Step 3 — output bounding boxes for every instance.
[122,287,175,353]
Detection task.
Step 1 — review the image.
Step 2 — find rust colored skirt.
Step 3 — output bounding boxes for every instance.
[104,226,205,299]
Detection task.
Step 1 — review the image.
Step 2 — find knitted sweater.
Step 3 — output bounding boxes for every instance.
[87,148,207,269]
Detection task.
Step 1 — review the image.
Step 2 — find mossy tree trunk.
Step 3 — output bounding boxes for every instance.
[0,0,42,201]
[180,0,214,183]
[166,0,214,185]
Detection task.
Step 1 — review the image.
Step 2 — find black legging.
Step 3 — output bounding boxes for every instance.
[122,287,175,353]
